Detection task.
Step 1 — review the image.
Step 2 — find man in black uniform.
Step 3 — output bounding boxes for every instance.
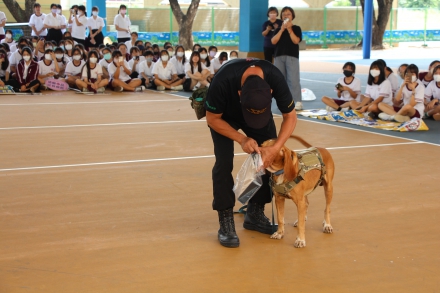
[205,58,298,248]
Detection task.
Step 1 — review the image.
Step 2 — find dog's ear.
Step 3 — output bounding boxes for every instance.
[282,147,296,182]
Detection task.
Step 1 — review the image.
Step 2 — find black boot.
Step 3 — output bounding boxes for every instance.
[217,208,240,248]
[243,202,277,235]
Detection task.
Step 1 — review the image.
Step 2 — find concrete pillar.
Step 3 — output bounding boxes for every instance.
[239,0,268,59]
[86,0,107,35]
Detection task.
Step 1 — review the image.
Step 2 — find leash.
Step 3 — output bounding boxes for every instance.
[270,176,276,234]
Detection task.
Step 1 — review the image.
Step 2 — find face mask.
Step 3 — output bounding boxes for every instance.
[55,54,63,59]
[120,9,126,14]
[23,55,31,61]
[269,13,277,18]
[146,57,153,62]
[209,51,216,57]
[92,11,98,16]
[33,42,38,47]
[370,69,380,77]
[433,75,440,82]
[343,70,353,77]
[46,46,53,50]
[104,53,111,60]
[6,34,12,39]
[399,72,405,80]
[57,9,61,14]
[65,45,73,50]
[411,76,417,83]
[168,51,174,56]
[51,9,57,14]
[73,55,81,61]
[161,55,169,62]
[89,57,97,64]
[45,54,52,60]
[230,56,237,60]
[176,52,184,58]
[200,53,207,59]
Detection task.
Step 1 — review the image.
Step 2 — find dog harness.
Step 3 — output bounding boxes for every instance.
[270,147,327,197]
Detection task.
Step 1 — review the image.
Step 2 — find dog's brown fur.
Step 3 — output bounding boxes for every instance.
[262,135,335,248]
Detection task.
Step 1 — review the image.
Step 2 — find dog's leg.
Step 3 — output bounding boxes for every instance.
[322,180,334,234]
[293,195,308,227]
[270,194,285,240]
[294,197,307,248]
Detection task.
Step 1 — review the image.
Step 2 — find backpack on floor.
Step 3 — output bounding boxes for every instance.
[189,87,208,120]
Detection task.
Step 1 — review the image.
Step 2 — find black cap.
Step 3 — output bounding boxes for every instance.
[240,75,272,129]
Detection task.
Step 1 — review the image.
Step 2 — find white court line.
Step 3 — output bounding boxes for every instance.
[0,120,205,130]
[300,78,366,87]
[0,141,423,172]
[0,99,188,106]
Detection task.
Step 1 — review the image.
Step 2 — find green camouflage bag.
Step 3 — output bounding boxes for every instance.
[189,87,208,120]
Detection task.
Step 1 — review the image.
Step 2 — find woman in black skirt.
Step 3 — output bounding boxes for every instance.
[87,6,105,50]
[43,3,66,43]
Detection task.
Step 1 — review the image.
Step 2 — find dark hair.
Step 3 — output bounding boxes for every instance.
[112,49,122,59]
[160,49,169,57]
[280,6,295,20]
[404,64,419,78]
[21,46,33,57]
[117,43,127,50]
[135,40,143,46]
[267,7,279,17]
[144,41,152,46]
[54,47,67,65]
[72,48,83,62]
[198,47,211,67]
[43,48,53,62]
[75,43,87,60]
[433,65,440,77]
[84,50,99,80]
[78,5,86,16]
[367,60,386,85]
[144,50,154,57]
[63,31,71,38]
[208,45,217,52]
[343,62,356,73]
[376,59,393,73]
[230,50,238,57]
[189,51,202,74]
[92,6,99,11]
[0,43,10,52]
[57,4,62,9]
[165,45,173,51]
[219,51,228,62]
[163,41,172,49]
[129,46,140,55]
[71,5,77,9]
[398,63,408,70]
[429,60,440,68]
[34,3,41,8]
[0,49,9,71]
[175,45,186,64]
[192,43,201,51]
[5,29,13,36]
[102,47,112,55]
[118,5,127,14]
[131,32,138,37]
[98,44,106,50]
[50,3,57,9]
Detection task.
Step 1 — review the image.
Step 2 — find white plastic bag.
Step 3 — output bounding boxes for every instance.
[301,88,317,101]
[233,153,265,205]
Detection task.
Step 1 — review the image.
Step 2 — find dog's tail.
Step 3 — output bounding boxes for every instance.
[289,135,313,148]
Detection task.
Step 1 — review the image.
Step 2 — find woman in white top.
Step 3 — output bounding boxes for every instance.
[169,45,186,80]
[75,50,108,93]
[128,46,144,79]
[0,10,6,41]
[183,51,209,92]
[153,50,184,91]
[114,5,131,43]
[99,47,113,79]
[376,59,399,97]
[351,60,393,118]
[29,3,47,37]
[69,5,87,45]
[138,50,155,88]
[212,52,228,73]
[229,50,239,60]
[54,47,68,77]
[107,49,143,92]
[1,30,17,52]
[198,47,214,82]
[419,60,440,87]
[0,49,10,86]
[65,48,86,88]
[87,6,105,48]
[37,49,61,88]
[379,64,425,122]
[43,4,66,43]
[423,64,440,120]
[322,62,361,112]
[125,32,138,51]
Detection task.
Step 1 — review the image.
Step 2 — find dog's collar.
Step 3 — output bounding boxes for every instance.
[273,169,284,176]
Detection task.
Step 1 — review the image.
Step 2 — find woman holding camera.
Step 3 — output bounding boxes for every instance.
[262,7,282,63]
[69,5,87,46]
[43,3,67,43]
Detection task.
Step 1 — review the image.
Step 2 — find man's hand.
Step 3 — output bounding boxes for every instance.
[240,137,259,154]
[259,145,279,169]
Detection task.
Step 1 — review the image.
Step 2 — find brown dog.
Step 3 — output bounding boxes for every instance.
[262,135,335,248]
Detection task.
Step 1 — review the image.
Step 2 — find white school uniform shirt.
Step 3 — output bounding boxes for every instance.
[60,14,67,34]
[43,13,64,28]
[108,61,131,82]
[336,76,361,101]
[99,58,112,70]
[81,63,103,80]
[364,79,393,106]
[401,80,425,115]
[0,12,6,35]
[169,56,186,75]
[87,16,105,30]
[424,81,440,103]
[202,60,214,75]
[8,50,22,67]
[1,39,16,51]
[29,13,48,36]
[138,61,154,79]
[71,14,88,40]
[387,72,399,97]
[152,61,177,80]
[128,57,145,76]
[56,59,67,72]
[65,60,86,76]
[212,57,226,72]
[125,40,135,51]
[114,14,131,39]
[185,62,207,79]
[0,63,10,77]
[23,62,30,80]
[38,60,56,78]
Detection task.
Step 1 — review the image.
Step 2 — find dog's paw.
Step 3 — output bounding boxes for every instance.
[294,238,306,248]
[270,232,284,240]
[322,221,333,234]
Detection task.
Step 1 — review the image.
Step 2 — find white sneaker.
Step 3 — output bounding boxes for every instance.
[171,85,183,91]
[394,114,410,123]
[82,87,89,92]
[135,86,145,92]
[341,107,350,112]
[192,85,199,91]
[325,105,336,112]
[97,87,105,93]
[114,86,123,92]
[378,113,394,121]
[295,101,304,111]
[157,86,165,91]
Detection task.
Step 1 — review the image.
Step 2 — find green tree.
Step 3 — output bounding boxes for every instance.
[169,0,201,48]
[358,0,394,48]
[399,0,440,8]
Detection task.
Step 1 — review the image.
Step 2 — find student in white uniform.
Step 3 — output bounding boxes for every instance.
[57,5,67,34]
[107,49,143,92]
[169,45,186,80]
[69,5,87,46]
[423,64,440,120]
[183,50,210,92]
[212,52,228,73]
[229,50,239,60]
[65,48,86,88]
[378,64,425,122]
[350,60,393,119]
[153,50,184,91]
[43,4,66,43]
[1,30,17,52]
[114,5,131,43]
[75,50,108,93]
[54,47,68,76]
[8,38,30,74]
[0,10,7,41]
[99,47,113,79]
[419,60,440,87]
[138,50,155,88]
[37,49,61,89]
[322,62,361,112]
[0,48,10,86]
[125,32,138,51]
[87,6,105,48]
[29,3,47,38]
[128,46,144,79]
[377,59,399,97]
[199,47,214,82]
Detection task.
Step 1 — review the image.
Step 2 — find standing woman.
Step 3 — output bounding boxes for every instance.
[262,7,282,63]
[43,3,66,43]
[87,7,105,49]
[69,5,87,46]
[15,47,41,92]
[114,5,131,44]
[0,10,6,41]
[271,6,303,110]
[29,3,48,39]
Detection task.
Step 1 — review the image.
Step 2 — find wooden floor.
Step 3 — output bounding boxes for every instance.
[1,90,439,293]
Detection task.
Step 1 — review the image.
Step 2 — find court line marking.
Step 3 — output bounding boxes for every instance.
[300,78,366,88]
[0,141,423,172]
[0,99,188,106]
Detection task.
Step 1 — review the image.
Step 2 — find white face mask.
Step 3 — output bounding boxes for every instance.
[92,11,98,16]
[55,54,63,59]
[370,69,380,77]
[433,74,440,82]
[23,55,31,61]
[146,57,153,62]
[46,46,53,50]
[120,9,126,15]
[65,45,73,50]
[176,52,184,58]
[230,56,237,60]
[73,55,81,61]
[209,51,216,58]
[57,9,61,14]
[45,54,52,61]
[89,57,98,64]
[168,51,174,56]
[33,42,38,47]
[6,34,12,39]
[411,75,417,83]
[118,57,124,62]
[200,53,207,59]
[269,13,277,18]
[51,9,57,14]
[161,55,169,62]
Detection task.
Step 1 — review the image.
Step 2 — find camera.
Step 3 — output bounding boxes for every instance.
[335,83,343,90]
[284,18,289,24]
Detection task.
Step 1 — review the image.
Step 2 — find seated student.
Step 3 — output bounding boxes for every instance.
[9,38,30,74]
[75,50,108,93]
[419,60,440,87]
[378,64,425,122]
[64,39,74,59]
[0,43,11,58]
[135,40,144,47]
[322,61,361,112]
[107,49,144,92]
[74,43,87,61]
[152,49,184,91]
[128,46,144,79]
[38,49,64,89]
[15,47,41,93]
[54,47,68,76]
[163,41,172,50]
[192,43,201,52]
[125,31,138,51]
[397,63,408,81]
[423,64,440,120]
[151,44,160,62]
[165,45,174,58]
[117,43,130,61]
[65,48,86,88]
[212,51,228,73]
[99,47,113,80]
[144,41,152,48]
[350,60,393,119]
[1,30,17,52]
[198,47,214,82]
[376,59,399,97]
[34,40,50,61]
[208,45,217,61]
[183,50,210,92]
[138,50,155,88]
[0,49,10,86]
[169,45,186,80]
[229,50,238,60]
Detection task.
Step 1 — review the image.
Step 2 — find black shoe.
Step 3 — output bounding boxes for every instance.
[243,202,277,235]
[217,208,240,248]
[368,112,378,119]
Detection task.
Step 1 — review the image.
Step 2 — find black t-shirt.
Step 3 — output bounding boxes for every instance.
[262,19,283,48]
[205,58,295,124]
[274,25,302,59]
